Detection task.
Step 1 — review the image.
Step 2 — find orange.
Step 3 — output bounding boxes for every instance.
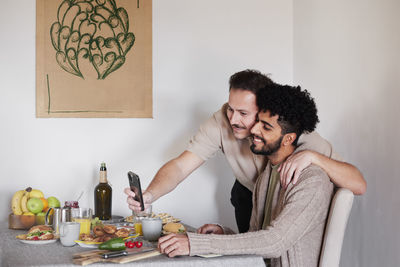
[40,198,48,211]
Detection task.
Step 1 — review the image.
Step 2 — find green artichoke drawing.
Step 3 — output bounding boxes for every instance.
[50,0,135,79]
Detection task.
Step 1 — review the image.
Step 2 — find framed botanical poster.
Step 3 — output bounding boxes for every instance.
[36,0,152,118]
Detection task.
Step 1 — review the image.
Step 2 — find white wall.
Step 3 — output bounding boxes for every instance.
[3,0,398,266]
[0,0,293,232]
[293,0,400,266]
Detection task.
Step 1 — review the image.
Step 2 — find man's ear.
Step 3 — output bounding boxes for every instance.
[282,133,297,146]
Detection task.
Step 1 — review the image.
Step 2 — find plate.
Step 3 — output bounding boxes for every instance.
[74,240,102,248]
[100,215,125,224]
[19,239,57,245]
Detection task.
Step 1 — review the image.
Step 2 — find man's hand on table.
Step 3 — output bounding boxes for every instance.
[124,188,153,212]
[197,224,224,234]
[158,234,190,257]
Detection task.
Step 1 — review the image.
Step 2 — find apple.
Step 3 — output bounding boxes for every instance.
[27,198,44,214]
[47,196,61,208]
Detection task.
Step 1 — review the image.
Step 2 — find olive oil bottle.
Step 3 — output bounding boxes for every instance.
[94,162,112,220]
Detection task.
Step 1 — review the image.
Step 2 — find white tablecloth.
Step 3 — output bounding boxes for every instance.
[1,223,265,267]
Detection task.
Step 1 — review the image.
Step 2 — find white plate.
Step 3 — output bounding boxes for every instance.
[19,239,57,245]
[74,240,102,248]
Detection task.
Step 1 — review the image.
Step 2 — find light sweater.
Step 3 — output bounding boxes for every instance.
[188,165,334,267]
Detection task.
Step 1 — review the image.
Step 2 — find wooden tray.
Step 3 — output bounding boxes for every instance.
[73,248,161,265]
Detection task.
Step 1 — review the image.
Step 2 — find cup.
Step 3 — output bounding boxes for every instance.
[132,205,152,236]
[59,222,80,246]
[132,204,152,218]
[71,208,92,235]
[141,217,162,241]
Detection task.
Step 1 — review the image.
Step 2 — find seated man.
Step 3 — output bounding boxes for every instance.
[158,83,336,267]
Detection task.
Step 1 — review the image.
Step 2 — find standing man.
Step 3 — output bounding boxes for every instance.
[125,70,366,233]
[158,83,338,267]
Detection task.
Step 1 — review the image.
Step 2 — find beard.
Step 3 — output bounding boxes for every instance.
[250,135,283,156]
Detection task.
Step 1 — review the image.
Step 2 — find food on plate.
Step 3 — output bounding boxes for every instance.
[103,224,117,234]
[115,228,130,237]
[16,225,54,240]
[91,217,103,228]
[79,224,131,243]
[125,215,134,223]
[79,233,94,241]
[162,222,186,234]
[126,212,181,225]
[93,225,105,236]
[153,213,181,224]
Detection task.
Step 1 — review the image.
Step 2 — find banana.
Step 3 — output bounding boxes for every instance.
[20,192,30,213]
[11,190,25,215]
[29,189,44,199]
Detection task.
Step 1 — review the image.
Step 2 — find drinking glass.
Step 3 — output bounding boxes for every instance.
[71,208,93,235]
[142,217,162,241]
[132,205,152,235]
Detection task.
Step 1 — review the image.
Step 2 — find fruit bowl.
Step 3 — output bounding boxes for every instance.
[8,213,53,230]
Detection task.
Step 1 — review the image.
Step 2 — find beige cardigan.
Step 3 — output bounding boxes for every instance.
[188,165,334,267]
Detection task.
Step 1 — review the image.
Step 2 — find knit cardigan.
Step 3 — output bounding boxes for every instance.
[187,165,334,267]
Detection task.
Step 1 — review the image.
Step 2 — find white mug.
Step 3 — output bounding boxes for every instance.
[141,218,162,241]
[59,222,80,246]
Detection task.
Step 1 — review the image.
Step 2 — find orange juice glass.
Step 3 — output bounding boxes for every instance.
[73,218,91,235]
[134,222,143,235]
[71,208,92,235]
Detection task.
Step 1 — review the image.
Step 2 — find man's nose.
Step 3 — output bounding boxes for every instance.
[229,111,240,125]
[250,121,260,135]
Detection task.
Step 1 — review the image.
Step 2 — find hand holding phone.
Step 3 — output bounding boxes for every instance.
[128,171,145,211]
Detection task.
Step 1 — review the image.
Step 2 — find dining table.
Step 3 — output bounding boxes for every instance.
[1,222,266,267]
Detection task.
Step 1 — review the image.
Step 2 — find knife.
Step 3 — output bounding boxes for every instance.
[102,251,128,259]
[102,248,154,259]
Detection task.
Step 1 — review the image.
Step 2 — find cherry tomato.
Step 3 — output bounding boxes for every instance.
[125,241,135,248]
[135,241,143,248]
[33,236,39,240]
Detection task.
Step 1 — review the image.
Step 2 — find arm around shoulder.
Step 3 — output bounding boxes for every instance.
[311,152,367,195]
[279,150,367,195]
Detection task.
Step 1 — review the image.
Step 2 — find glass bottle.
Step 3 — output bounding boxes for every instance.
[94,162,112,220]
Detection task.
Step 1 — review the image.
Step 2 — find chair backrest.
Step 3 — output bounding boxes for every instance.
[319,188,354,267]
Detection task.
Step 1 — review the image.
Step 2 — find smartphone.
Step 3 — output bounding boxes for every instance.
[127,171,145,211]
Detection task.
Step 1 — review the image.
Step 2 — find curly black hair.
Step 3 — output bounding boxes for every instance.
[229,69,273,94]
[256,83,319,145]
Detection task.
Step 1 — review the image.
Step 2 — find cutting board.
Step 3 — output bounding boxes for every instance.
[73,248,161,265]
